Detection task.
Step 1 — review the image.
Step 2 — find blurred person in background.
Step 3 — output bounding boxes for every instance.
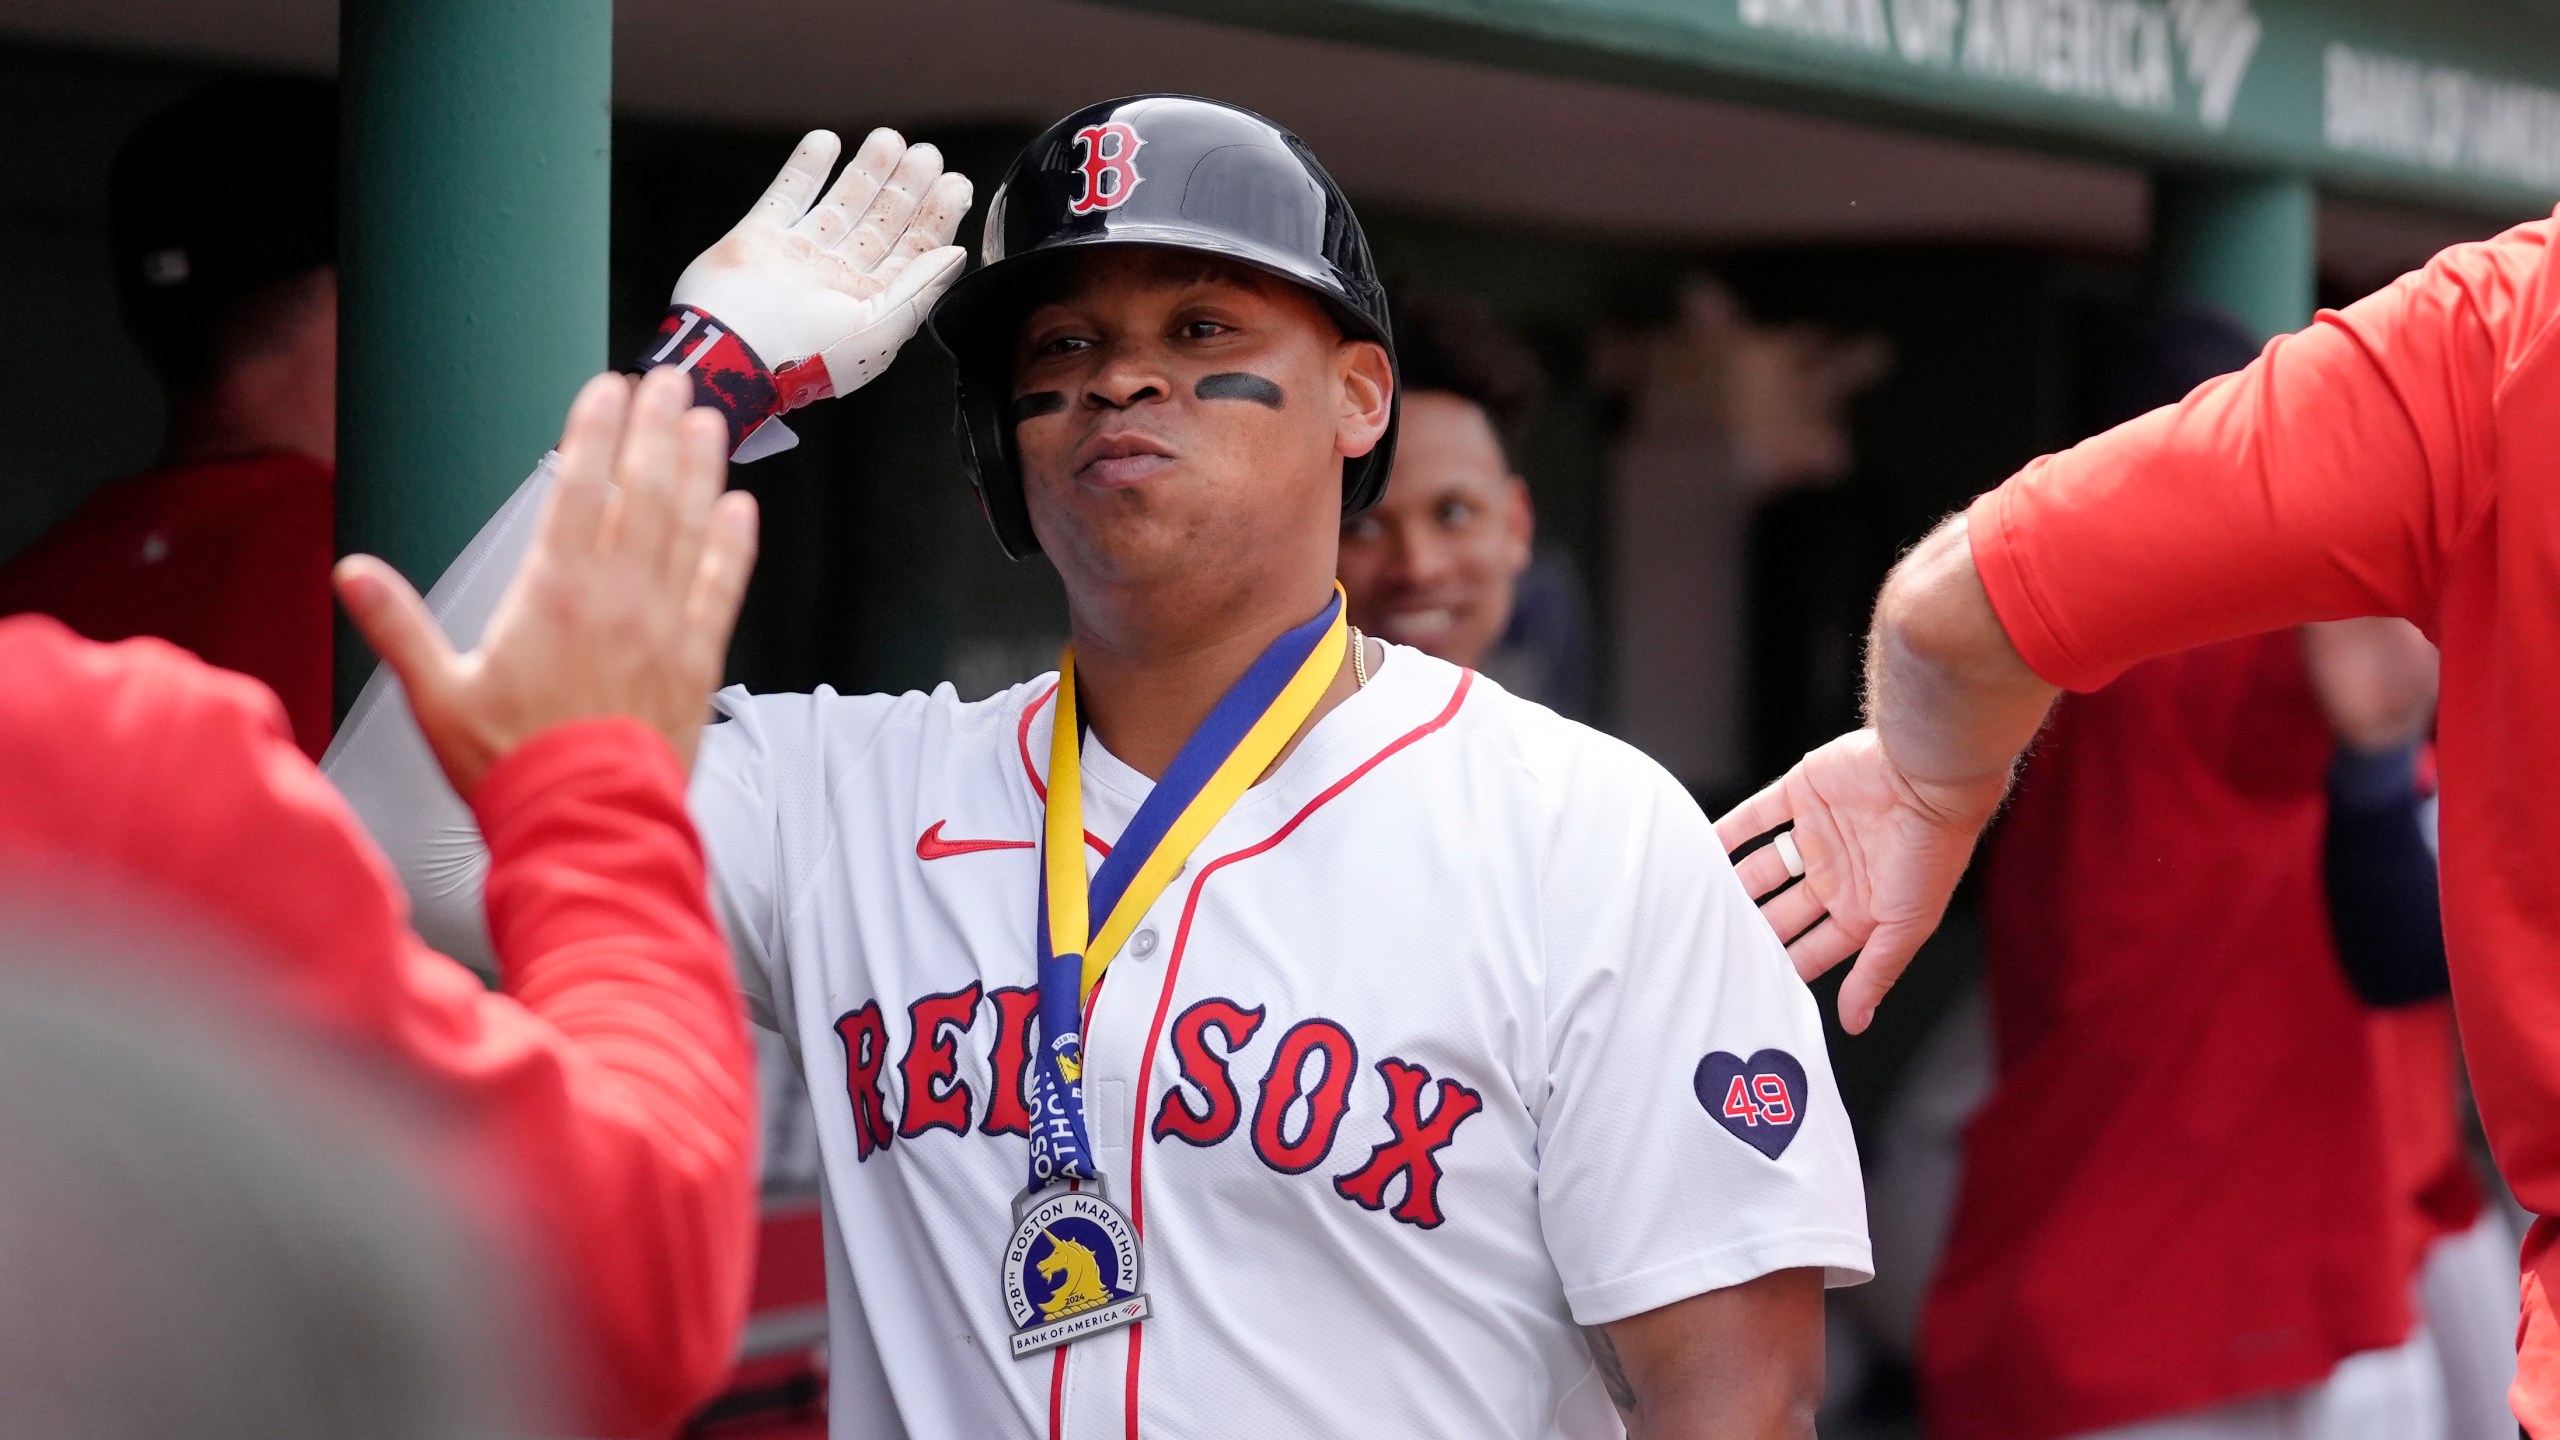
[0,918,498,1440]
[0,77,338,756]
[1719,207,2560,1428]
[1337,292,1591,713]
[1910,305,2509,1440]
[0,367,763,1438]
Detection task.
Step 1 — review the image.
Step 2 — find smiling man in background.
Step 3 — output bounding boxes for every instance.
[1337,292,1537,667]
[1337,292,1592,713]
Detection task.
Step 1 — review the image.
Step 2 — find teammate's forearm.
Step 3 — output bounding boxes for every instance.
[1864,516,2058,793]
[469,716,756,1434]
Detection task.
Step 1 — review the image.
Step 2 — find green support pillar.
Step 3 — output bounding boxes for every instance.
[2150,172,2317,342]
[336,0,613,713]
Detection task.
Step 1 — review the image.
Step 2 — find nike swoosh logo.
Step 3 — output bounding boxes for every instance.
[916,820,1035,861]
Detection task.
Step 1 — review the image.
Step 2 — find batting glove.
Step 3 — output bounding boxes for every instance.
[638,128,973,460]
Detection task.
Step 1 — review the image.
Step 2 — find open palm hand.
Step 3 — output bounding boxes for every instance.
[669,128,974,406]
[1716,728,2009,1032]
[333,368,756,798]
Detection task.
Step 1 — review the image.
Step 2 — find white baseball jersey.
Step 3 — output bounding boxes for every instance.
[697,647,1869,1439]
[323,461,1872,1440]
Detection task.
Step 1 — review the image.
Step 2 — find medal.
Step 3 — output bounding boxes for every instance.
[1003,1185,1151,1356]
[1005,586,1351,1357]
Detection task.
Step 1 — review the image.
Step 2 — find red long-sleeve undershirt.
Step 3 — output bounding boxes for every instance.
[0,615,755,1437]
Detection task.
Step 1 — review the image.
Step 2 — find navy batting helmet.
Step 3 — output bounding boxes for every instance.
[927,95,1399,560]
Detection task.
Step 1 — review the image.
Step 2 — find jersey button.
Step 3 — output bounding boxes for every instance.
[1130,928,1159,959]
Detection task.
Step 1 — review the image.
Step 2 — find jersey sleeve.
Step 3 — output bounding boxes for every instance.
[1970,209,2555,691]
[1534,736,1872,1326]
[323,456,559,978]
[690,684,909,1036]
[692,688,793,1030]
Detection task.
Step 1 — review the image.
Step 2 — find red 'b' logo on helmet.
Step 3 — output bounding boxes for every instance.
[1068,123,1145,216]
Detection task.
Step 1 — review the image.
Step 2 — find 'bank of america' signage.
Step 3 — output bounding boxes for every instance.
[1736,0,2262,131]
[1727,0,2558,199]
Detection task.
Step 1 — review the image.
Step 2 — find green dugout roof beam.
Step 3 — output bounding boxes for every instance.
[336,0,613,714]
[1092,0,2560,218]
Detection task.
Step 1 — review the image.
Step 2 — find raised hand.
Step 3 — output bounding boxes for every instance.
[1715,729,2008,1034]
[333,368,758,797]
[667,128,974,408]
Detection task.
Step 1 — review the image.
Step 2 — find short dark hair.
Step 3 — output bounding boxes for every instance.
[1389,293,1544,459]
[109,76,337,391]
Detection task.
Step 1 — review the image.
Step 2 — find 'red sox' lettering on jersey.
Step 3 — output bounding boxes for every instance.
[835,989,1484,1228]
[1148,997,1264,1146]
[1335,1058,1486,1229]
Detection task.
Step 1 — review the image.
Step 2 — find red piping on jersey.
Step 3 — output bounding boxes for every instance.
[1020,682,1112,857]
[1049,1347,1068,1440]
[1108,669,1476,1440]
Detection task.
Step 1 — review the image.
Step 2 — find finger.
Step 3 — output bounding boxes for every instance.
[1783,916,1863,984]
[842,141,943,273]
[683,490,760,684]
[546,373,632,557]
[334,555,458,703]
[1730,842,1797,901]
[1836,924,1925,1035]
[659,407,731,592]
[819,247,968,394]
[1757,880,1829,945]
[794,126,902,249]
[1715,777,1797,855]
[750,130,842,228]
[604,367,691,568]
[878,245,969,317]
[877,171,975,270]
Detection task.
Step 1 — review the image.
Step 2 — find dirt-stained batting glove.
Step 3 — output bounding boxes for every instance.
[637,128,973,460]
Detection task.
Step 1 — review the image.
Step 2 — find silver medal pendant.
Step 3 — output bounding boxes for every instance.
[1003,1185,1151,1358]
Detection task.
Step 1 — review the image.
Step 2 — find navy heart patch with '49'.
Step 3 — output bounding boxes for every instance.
[1694,1050,1809,1160]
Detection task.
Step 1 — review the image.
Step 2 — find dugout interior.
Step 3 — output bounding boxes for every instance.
[0,2,2537,1428]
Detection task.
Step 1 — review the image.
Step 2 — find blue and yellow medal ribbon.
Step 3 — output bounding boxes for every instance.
[1026,586,1350,1190]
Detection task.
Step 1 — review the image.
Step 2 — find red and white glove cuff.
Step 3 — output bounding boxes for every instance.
[635,306,834,457]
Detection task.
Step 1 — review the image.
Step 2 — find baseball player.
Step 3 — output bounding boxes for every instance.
[331,97,1869,1438]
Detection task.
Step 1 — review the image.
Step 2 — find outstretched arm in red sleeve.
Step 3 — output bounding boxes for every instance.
[0,366,766,1437]
[1715,208,2554,1031]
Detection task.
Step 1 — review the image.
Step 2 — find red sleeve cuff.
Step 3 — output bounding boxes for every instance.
[469,717,691,849]
[1966,480,2124,694]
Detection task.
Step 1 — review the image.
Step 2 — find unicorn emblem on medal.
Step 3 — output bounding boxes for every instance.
[1035,1230,1113,1319]
[1003,1185,1150,1356]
